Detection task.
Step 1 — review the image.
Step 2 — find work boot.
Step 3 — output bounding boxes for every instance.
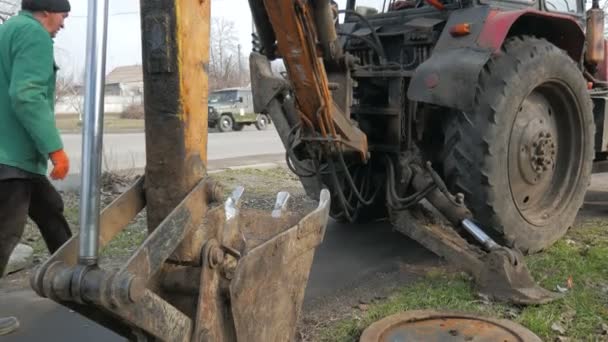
[0,316,19,336]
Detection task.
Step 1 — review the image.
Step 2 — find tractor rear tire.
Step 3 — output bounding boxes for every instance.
[442,37,594,254]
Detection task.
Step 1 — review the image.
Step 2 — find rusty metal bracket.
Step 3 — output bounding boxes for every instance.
[30,177,220,341]
[32,177,146,297]
[119,178,210,282]
[193,238,236,342]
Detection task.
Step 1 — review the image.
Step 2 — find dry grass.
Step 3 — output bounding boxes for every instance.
[55,114,144,133]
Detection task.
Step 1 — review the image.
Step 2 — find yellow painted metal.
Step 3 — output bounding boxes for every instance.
[177,0,211,164]
[262,0,368,159]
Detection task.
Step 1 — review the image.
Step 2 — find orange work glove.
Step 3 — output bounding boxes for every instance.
[49,149,70,180]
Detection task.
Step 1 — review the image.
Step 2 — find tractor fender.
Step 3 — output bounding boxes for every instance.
[408,6,585,113]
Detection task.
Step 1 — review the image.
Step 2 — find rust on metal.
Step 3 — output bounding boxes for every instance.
[262,0,368,158]
[121,178,209,279]
[193,239,236,342]
[160,264,202,295]
[391,209,560,304]
[176,0,211,164]
[230,190,331,342]
[360,310,542,342]
[141,0,208,248]
[31,178,146,296]
[105,289,193,342]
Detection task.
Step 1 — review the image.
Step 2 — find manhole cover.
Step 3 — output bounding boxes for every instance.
[360,310,541,342]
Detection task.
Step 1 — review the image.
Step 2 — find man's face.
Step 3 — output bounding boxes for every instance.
[42,12,69,38]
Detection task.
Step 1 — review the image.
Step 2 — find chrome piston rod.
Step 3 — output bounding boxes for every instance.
[78,0,110,265]
[461,219,499,251]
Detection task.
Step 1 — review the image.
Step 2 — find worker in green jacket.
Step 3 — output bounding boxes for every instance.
[0,0,71,336]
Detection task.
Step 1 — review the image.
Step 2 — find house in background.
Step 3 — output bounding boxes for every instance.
[105,65,143,98]
[56,65,144,115]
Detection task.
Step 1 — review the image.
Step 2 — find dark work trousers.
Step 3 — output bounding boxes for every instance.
[0,177,72,276]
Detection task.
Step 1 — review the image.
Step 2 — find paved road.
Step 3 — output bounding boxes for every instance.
[0,220,433,342]
[61,126,284,174]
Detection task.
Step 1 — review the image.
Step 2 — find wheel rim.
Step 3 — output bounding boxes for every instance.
[221,117,232,131]
[508,81,584,226]
[259,116,267,128]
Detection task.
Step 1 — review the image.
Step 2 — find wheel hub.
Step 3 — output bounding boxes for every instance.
[530,132,555,175]
[517,117,556,186]
[508,85,583,226]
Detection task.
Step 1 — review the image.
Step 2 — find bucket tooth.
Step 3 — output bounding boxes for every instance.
[272,191,291,218]
[225,186,245,221]
[223,186,246,253]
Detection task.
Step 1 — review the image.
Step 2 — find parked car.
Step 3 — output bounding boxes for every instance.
[208,87,271,132]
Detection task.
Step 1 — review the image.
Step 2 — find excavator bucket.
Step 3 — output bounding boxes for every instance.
[32,180,331,341]
[195,187,331,341]
[230,190,330,341]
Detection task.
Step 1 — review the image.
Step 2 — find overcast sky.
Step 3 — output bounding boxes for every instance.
[22,0,601,77]
[54,0,261,78]
[51,0,390,78]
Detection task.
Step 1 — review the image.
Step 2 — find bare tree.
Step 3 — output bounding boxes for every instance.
[209,17,249,90]
[55,74,76,104]
[0,0,19,23]
[54,69,86,120]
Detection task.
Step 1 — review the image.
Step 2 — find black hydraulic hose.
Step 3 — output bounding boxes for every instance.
[384,156,436,209]
[338,9,387,63]
[337,32,384,62]
[335,144,377,206]
[328,155,356,221]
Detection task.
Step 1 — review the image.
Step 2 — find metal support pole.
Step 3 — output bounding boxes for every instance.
[79,0,110,265]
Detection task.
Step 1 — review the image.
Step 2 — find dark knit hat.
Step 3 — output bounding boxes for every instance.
[22,0,71,13]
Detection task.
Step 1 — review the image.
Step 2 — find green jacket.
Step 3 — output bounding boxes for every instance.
[0,11,62,175]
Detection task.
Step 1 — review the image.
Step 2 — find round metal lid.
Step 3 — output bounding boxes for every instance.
[360,310,541,342]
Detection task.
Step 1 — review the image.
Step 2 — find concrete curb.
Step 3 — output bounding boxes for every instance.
[208,162,284,174]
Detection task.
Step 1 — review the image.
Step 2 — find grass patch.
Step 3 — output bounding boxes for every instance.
[99,213,148,263]
[319,221,608,341]
[20,167,307,265]
[56,114,144,133]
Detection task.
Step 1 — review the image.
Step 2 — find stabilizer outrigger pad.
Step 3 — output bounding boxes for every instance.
[391,209,561,305]
[390,163,561,305]
[478,247,561,305]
